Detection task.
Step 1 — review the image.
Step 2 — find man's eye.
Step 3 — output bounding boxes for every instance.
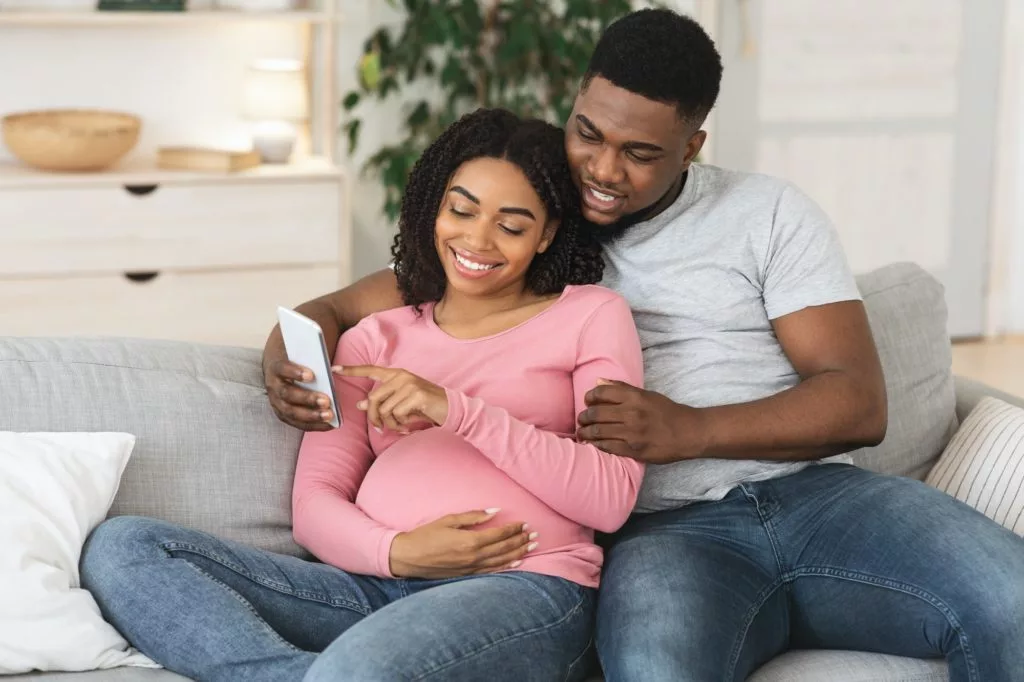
[628,153,657,164]
[578,129,599,142]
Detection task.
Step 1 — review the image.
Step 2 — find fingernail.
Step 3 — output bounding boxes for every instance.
[509,560,522,568]
[527,542,538,552]
[373,426,383,434]
[318,398,329,408]
[321,411,332,421]
[521,523,530,531]
[331,365,343,373]
[528,532,539,541]
[302,372,313,381]
[484,507,501,515]
[356,400,368,410]
[597,378,612,385]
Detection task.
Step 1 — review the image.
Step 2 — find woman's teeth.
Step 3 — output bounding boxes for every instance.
[454,251,499,271]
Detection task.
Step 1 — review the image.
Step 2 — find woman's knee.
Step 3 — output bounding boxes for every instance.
[80,516,175,590]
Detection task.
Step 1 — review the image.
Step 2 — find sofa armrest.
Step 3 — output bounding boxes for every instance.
[954,375,1024,422]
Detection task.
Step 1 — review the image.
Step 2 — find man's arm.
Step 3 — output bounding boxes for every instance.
[263,268,402,431]
[577,300,887,464]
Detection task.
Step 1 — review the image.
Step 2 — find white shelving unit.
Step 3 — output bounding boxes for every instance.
[0,155,339,188]
[0,9,333,25]
[0,1,352,348]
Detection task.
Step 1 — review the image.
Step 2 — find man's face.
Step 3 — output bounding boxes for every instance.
[565,76,703,226]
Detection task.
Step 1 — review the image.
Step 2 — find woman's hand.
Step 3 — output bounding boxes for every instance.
[336,365,449,432]
[388,509,539,579]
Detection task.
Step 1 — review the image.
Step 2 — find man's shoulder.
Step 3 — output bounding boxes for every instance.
[690,165,832,237]
[693,163,795,206]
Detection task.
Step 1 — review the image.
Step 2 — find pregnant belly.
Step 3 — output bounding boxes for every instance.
[355,429,590,553]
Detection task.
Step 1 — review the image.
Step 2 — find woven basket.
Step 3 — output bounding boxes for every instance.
[2,109,142,172]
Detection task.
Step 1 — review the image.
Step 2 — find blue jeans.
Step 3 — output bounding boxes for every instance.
[80,516,595,682]
[596,463,1024,682]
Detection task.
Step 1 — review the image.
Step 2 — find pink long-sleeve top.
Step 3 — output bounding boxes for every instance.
[292,284,645,588]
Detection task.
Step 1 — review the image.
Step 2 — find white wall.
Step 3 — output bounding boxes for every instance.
[1009,1,1024,332]
[987,0,1024,335]
[1009,59,1024,333]
[335,1,404,280]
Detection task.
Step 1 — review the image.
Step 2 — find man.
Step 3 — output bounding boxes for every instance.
[264,9,1024,681]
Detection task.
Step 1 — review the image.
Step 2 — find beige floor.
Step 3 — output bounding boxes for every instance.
[951,337,1024,397]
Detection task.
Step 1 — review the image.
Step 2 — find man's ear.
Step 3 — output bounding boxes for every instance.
[537,219,560,254]
[683,130,707,169]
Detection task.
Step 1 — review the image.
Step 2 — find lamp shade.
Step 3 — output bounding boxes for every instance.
[241,59,309,121]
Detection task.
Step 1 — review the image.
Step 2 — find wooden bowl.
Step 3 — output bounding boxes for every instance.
[2,109,142,172]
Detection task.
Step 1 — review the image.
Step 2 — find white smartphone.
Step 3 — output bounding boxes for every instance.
[276,306,341,429]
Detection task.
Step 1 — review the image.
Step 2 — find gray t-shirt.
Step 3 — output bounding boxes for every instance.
[599,163,861,513]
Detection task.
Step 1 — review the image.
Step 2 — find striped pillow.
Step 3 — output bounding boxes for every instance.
[925,397,1024,536]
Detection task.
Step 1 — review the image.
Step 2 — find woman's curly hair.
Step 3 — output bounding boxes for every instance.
[391,108,604,308]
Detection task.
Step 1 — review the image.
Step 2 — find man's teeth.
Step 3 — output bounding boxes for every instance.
[590,187,616,202]
[454,251,499,271]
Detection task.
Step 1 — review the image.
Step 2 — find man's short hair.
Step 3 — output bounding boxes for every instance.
[583,8,723,127]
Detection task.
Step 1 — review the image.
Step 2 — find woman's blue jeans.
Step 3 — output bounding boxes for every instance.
[80,516,595,682]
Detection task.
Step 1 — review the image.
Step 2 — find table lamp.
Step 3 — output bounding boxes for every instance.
[242,58,309,164]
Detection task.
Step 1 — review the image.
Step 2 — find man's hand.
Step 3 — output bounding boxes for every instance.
[264,352,336,432]
[339,365,448,432]
[389,510,539,579]
[577,381,706,464]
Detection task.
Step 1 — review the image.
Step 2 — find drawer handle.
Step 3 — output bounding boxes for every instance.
[124,271,160,284]
[124,184,159,197]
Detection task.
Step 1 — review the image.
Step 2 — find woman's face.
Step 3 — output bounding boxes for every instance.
[434,157,554,300]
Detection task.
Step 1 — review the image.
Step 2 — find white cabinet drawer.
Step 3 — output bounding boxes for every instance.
[0,179,341,276]
[0,266,341,349]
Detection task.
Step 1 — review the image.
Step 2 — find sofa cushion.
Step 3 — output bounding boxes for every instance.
[748,650,948,682]
[0,337,304,559]
[925,397,1024,536]
[849,263,958,479]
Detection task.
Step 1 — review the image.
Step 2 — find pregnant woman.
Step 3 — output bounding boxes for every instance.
[81,108,644,682]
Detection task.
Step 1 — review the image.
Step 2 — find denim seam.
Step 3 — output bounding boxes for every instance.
[727,487,791,681]
[783,566,977,682]
[737,485,788,577]
[410,586,590,680]
[563,635,594,682]
[161,541,372,615]
[179,559,304,654]
[726,574,788,681]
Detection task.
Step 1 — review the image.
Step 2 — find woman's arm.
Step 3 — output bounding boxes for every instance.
[291,321,400,578]
[441,296,645,533]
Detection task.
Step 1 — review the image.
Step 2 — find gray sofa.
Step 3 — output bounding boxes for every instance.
[2,262,1022,682]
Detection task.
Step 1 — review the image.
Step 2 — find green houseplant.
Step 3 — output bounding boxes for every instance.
[343,0,635,221]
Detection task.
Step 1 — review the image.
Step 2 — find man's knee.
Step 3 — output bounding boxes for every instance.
[963,562,1024,644]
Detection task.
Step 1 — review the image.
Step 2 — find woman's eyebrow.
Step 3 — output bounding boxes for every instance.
[499,206,536,220]
[451,185,536,221]
[450,186,479,204]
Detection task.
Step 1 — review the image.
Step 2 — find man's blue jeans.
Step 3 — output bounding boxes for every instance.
[596,463,1024,682]
[80,517,595,682]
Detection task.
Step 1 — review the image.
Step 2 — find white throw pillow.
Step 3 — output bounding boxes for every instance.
[0,432,159,674]
[925,397,1024,536]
